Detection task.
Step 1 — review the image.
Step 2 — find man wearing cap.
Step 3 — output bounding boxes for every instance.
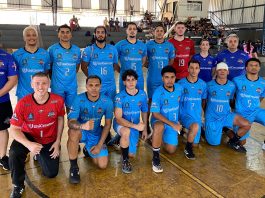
[216,33,249,80]
[204,62,251,152]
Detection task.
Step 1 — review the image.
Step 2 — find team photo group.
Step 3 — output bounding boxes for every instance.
[1,21,265,198]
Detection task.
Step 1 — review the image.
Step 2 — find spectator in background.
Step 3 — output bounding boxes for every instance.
[243,40,258,58]
[115,18,120,32]
[103,17,109,30]
[109,18,115,32]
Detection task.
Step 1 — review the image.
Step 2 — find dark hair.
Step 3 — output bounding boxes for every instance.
[245,58,261,67]
[161,66,176,76]
[127,22,137,29]
[200,39,209,45]
[32,72,49,79]
[86,75,102,84]
[188,59,200,67]
[94,26,107,34]
[175,21,186,27]
[154,24,165,32]
[122,69,138,81]
[58,24,71,32]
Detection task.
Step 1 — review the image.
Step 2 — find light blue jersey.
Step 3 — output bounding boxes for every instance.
[216,49,249,80]
[192,53,216,82]
[12,48,50,100]
[233,75,265,116]
[115,39,147,90]
[146,40,175,98]
[82,43,118,100]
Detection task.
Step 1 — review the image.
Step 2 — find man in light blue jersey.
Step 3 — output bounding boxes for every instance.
[216,34,249,80]
[12,26,50,100]
[81,26,119,100]
[205,62,250,152]
[0,49,17,171]
[232,58,265,149]
[115,22,147,91]
[48,24,81,112]
[192,39,216,82]
[178,60,207,151]
[113,69,148,174]
[150,66,182,173]
[67,75,113,184]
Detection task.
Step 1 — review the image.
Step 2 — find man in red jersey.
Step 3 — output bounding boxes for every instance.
[169,21,195,81]
[9,72,65,198]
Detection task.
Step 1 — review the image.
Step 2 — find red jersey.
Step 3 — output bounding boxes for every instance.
[168,37,195,79]
[10,93,65,144]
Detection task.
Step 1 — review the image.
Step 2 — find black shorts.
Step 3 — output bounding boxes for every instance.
[0,100,13,130]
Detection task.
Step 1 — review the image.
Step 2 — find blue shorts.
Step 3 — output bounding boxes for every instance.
[205,112,236,146]
[114,123,139,155]
[151,121,179,146]
[180,115,201,144]
[119,78,144,91]
[80,127,108,158]
[235,108,265,140]
[51,87,77,108]
[101,85,116,101]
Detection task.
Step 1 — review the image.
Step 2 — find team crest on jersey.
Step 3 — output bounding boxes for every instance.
[97,108,103,114]
[184,88,189,94]
[226,91,231,96]
[73,54,78,60]
[211,91,217,96]
[124,102,130,108]
[208,61,212,65]
[12,113,18,121]
[138,49,143,54]
[115,97,120,102]
[83,108,88,114]
[94,53,98,58]
[242,85,246,91]
[237,59,243,63]
[109,53,113,59]
[256,88,261,93]
[198,89,202,94]
[28,113,34,121]
[48,111,55,117]
[57,53,62,59]
[165,48,169,53]
[164,99,168,105]
[22,59,28,66]
[39,59,44,65]
[125,49,130,54]
[185,47,190,50]
[138,102,142,107]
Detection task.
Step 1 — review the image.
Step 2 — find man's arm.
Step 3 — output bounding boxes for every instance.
[81,61,88,77]
[113,63,120,73]
[55,116,64,143]
[141,112,148,140]
[97,118,112,148]
[68,119,94,131]
[152,112,181,132]
[76,63,80,73]
[142,56,147,67]
[168,58,174,66]
[0,76,17,97]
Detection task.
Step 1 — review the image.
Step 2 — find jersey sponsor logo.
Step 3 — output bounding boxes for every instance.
[0,72,4,75]
[12,113,18,121]
[57,53,62,59]
[39,109,44,113]
[185,47,190,50]
[51,100,58,104]
[237,59,243,63]
[256,88,261,93]
[109,53,113,59]
[73,54,78,60]
[211,91,217,96]
[22,59,28,66]
[48,111,55,117]
[28,113,34,121]
[97,107,103,114]
[208,61,212,64]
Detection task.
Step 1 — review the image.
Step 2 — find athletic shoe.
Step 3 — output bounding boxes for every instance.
[10,185,25,198]
[122,159,132,174]
[152,159,163,173]
[184,148,195,160]
[0,155,10,170]
[262,142,265,150]
[69,166,80,184]
[227,140,247,153]
[83,146,89,157]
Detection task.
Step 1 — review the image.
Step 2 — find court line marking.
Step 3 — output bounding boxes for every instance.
[143,141,224,198]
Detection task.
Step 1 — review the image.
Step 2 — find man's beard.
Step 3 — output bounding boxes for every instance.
[96,37,106,43]
[129,35,136,38]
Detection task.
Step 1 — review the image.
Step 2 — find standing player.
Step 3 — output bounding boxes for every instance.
[48,24,81,112]
[9,72,64,198]
[178,60,207,150]
[12,26,50,100]
[205,63,251,152]
[115,22,147,91]
[67,75,113,184]
[232,58,265,149]
[113,70,148,173]
[169,21,195,81]
[192,39,216,82]
[150,66,182,173]
[0,49,17,171]
[216,33,249,80]
[81,26,119,100]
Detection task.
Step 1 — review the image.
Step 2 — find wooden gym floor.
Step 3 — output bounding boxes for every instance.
[1,70,265,198]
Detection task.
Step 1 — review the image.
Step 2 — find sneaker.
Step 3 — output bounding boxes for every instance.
[83,147,89,157]
[152,159,163,173]
[227,140,247,153]
[184,148,196,160]
[69,166,80,184]
[262,142,265,150]
[0,155,10,170]
[10,185,25,198]
[122,159,132,174]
